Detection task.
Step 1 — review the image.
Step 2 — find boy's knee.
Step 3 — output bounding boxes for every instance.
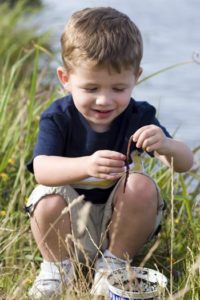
[33,194,67,217]
[124,173,158,208]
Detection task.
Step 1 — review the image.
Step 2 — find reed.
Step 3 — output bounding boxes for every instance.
[0,3,199,299]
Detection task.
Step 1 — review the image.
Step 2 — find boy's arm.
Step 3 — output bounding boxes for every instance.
[33,155,89,186]
[154,138,194,172]
[133,125,193,172]
[33,151,126,186]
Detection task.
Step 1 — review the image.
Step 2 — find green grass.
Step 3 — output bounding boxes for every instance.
[0,3,199,299]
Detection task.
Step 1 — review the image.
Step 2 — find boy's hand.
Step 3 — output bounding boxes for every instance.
[87,150,126,179]
[132,125,168,154]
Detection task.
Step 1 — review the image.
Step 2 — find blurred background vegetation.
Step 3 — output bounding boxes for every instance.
[0,1,199,299]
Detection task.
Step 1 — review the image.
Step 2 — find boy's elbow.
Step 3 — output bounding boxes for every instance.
[185,154,194,171]
[175,154,194,173]
[184,152,194,172]
[34,171,45,185]
[188,154,194,170]
[33,156,49,185]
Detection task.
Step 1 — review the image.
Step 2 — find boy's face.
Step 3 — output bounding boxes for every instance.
[57,64,142,132]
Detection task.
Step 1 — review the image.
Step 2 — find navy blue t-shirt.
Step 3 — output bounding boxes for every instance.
[27,95,171,203]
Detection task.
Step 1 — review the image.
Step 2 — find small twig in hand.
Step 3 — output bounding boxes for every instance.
[123,135,133,193]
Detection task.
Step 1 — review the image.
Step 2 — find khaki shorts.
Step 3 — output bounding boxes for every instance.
[25,172,165,262]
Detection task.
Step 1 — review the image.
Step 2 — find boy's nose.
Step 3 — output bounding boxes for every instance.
[95,93,112,105]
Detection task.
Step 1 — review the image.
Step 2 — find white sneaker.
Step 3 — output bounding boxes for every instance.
[90,268,110,297]
[90,253,127,297]
[28,261,75,300]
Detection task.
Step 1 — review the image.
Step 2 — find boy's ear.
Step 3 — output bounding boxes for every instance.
[57,67,70,90]
[136,67,143,81]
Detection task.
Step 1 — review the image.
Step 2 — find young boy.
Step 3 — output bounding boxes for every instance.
[26,7,193,299]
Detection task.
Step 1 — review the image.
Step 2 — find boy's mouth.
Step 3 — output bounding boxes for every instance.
[92,108,114,118]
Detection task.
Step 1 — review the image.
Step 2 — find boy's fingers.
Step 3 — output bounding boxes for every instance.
[98,150,126,160]
[133,126,149,141]
[100,157,125,167]
[133,126,159,148]
[133,125,159,143]
[100,166,126,175]
[135,131,151,148]
[140,135,158,150]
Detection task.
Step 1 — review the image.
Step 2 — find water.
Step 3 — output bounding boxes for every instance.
[31,0,200,148]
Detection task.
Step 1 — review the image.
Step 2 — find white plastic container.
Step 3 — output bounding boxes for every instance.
[107,267,168,300]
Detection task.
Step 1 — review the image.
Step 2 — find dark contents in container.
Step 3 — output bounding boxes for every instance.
[113,277,158,293]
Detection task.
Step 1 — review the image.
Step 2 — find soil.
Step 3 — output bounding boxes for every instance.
[113,278,158,293]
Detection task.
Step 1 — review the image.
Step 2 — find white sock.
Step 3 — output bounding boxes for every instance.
[95,249,132,272]
[42,259,75,281]
[103,249,127,263]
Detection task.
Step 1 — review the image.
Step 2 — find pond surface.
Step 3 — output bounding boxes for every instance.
[31,0,200,148]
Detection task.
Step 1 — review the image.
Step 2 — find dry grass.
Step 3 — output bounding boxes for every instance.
[0,3,199,299]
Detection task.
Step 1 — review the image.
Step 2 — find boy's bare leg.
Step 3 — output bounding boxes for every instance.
[109,173,158,259]
[30,194,72,261]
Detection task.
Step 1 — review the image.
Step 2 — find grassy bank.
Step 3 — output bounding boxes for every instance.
[0,3,199,299]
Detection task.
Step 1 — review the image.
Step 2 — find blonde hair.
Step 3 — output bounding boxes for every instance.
[61,7,143,73]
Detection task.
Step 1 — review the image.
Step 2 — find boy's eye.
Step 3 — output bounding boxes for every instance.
[113,87,125,92]
[82,87,125,92]
[84,87,97,92]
